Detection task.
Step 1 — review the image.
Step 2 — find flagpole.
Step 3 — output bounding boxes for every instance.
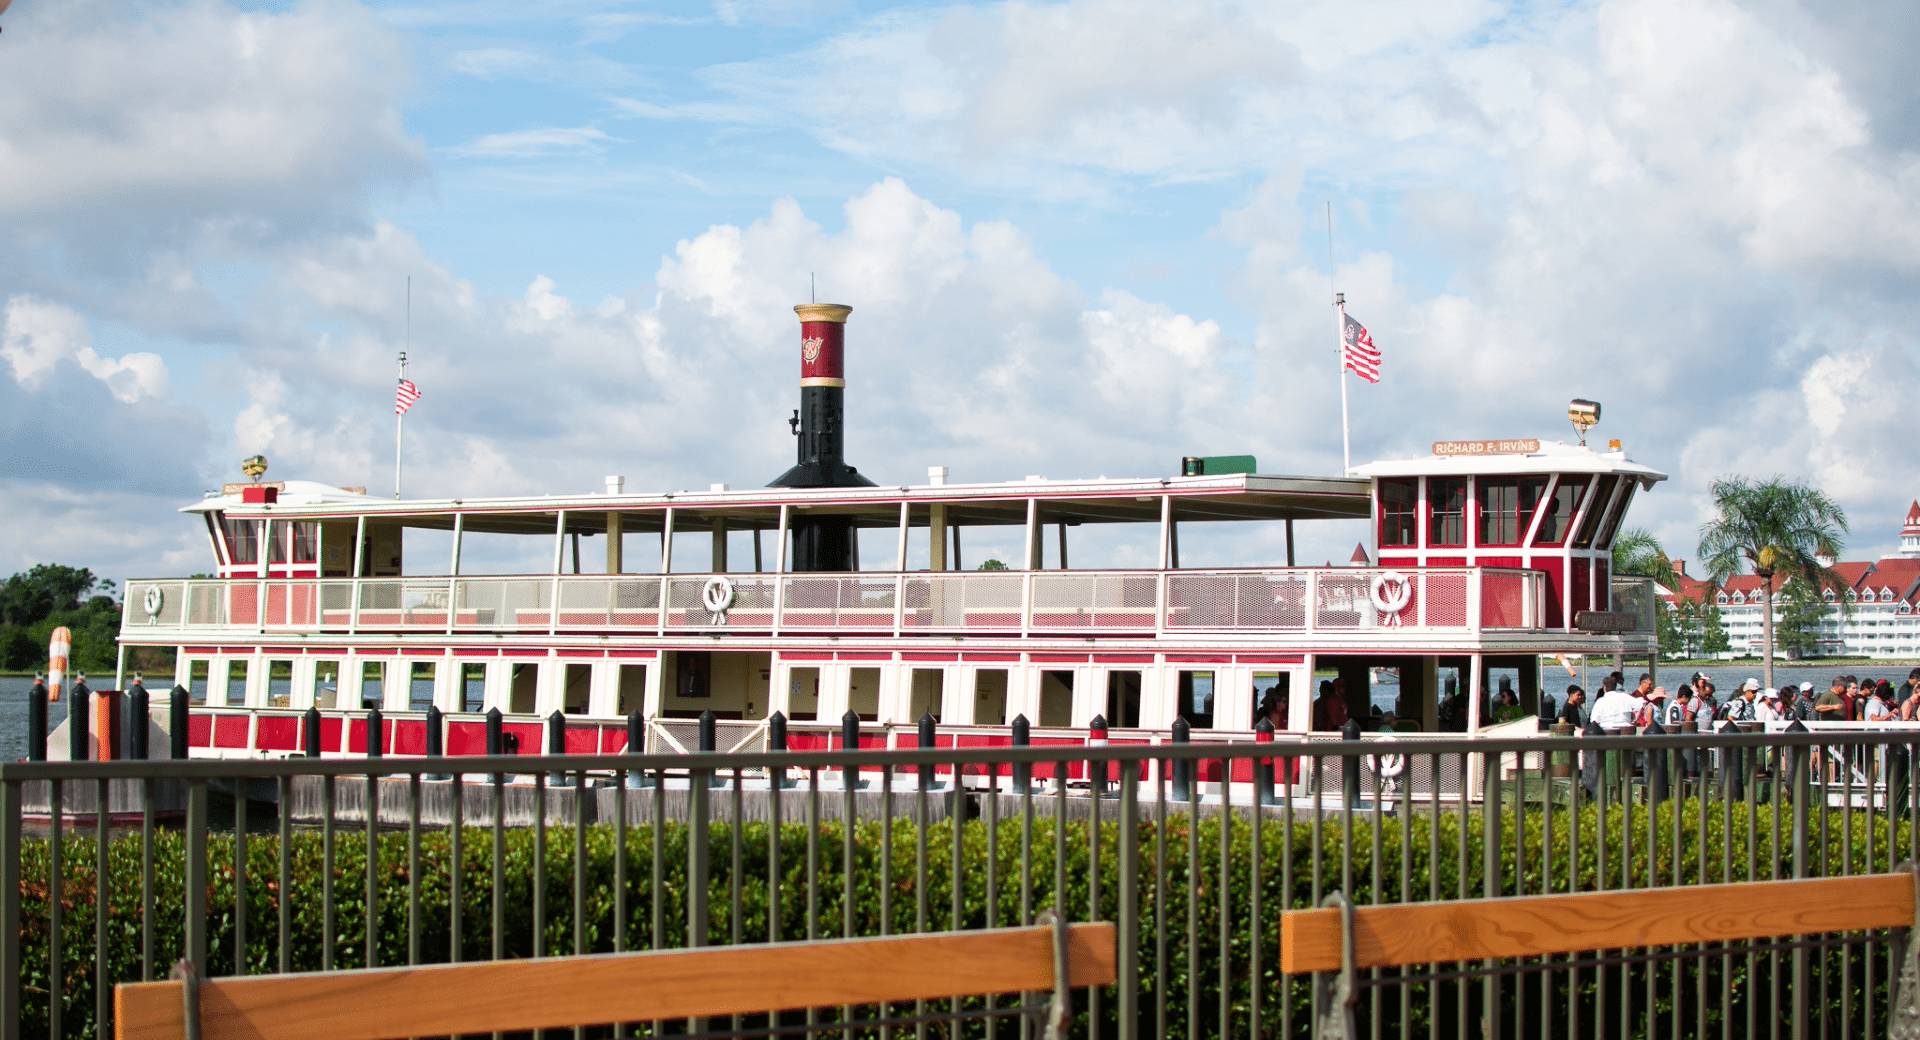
[396,276,408,500]
[1326,202,1351,475]
[395,351,406,499]
[1336,292,1350,475]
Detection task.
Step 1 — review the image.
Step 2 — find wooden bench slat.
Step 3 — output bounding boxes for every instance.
[115,922,1116,1040]
[1280,874,1912,974]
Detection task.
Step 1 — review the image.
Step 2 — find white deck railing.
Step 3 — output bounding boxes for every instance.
[121,566,1559,638]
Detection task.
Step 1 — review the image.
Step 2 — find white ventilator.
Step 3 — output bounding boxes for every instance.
[47,625,71,702]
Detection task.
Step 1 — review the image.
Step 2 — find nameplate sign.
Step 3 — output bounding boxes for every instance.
[1431,439,1540,457]
[1574,610,1640,633]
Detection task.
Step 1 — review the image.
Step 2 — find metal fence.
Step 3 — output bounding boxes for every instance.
[6,723,1918,1040]
[121,567,1558,640]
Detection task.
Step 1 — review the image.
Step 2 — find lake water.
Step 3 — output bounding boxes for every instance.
[0,674,73,763]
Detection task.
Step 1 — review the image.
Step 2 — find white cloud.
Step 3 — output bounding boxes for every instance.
[2,296,171,404]
[448,126,615,158]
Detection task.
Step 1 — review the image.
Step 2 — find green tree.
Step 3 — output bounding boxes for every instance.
[1773,579,1831,660]
[0,564,103,627]
[1661,598,1705,659]
[1701,601,1731,655]
[977,559,1009,571]
[1697,476,1848,689]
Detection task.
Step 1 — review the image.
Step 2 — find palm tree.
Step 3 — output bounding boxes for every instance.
[1696,476,1848,690]
[1612,528,1682,591]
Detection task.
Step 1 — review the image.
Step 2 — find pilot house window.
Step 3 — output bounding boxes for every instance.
[1476,477,1548,547]
[1429,478,1467,547]
[1379,479,1417,548]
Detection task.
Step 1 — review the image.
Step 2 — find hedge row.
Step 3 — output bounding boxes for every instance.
[15,797,1915,1040]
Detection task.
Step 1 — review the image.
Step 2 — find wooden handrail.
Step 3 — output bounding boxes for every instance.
[117,922,1116,1040]
[1281,874,1913,974]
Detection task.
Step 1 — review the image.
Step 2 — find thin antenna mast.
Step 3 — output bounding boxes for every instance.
[1328,202,1351,474]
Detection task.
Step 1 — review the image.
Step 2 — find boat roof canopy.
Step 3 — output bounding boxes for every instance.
[1352,441,1667,487]
[186,473,1374,536]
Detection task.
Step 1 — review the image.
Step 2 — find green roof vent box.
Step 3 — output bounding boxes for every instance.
[1180,455,1257,476]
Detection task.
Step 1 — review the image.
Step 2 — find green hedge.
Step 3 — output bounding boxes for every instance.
[15,797,1914,1039]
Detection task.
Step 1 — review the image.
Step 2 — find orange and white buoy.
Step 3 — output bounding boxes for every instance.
[47,626,70,702]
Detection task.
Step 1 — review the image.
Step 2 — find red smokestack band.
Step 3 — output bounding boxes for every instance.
[795,303,850,387]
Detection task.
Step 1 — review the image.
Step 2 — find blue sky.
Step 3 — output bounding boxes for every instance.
[5,0,1920,581]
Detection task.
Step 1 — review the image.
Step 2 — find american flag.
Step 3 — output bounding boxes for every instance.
[395,378,422,415]
[1342,313,1381,384]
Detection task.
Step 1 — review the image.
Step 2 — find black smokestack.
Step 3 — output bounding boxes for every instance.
[769,303,874,571]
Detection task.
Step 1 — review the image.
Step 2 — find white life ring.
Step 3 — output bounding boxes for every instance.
[1370,734,1405,778]
[1369,571,1412,615]
[701,576,736,614]
[142,585,164,618]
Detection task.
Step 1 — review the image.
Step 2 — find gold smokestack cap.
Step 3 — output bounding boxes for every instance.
[794,304,852,323]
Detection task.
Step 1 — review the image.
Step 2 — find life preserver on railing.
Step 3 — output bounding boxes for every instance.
[701,576,736,615]
[1370,733,1405,778]
[142,585,164,620]
[1369,571,1412,616]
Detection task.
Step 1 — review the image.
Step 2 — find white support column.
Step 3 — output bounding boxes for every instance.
[607,512,623,574]
[449,513,465,575]
[895,501,910,571]
[552,511,568,574]
[1468,653,1484,736]
[774,504,790,573]
[1023,499,1038,570]
[351,515,367,578]
[258,519,271,579]
[1157,496,1172,569]
[661,507,676,573]
[931,503,948,571]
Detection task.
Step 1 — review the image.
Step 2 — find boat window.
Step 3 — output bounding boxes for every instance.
[1429,478,1467,547]
[786,667,819,721]
[1038,671,1074,727]
[1532,476,1590,546]
[909,669,945,722]
[411,662,437,712]
[1573,476,1621,549]
[1105,671,1142,728]
[615,664,646,717]
[1593,483,1637,549]
[267,659,293,708]
[312,661,340,710]
[360,661,385,709]
[225,659,249,705]
[291,522,319,564]
[509,663,538,713]
[1475,476,1550,547]
[463,663,488,712]
[188,660,209,705]
[266,522,285,563]
[973,669,1008,725]
[848,668,880,722]
[1177,670,1216,729]
[223,517,258,565]
[1379,479,1418,548]
[563,663,591,714]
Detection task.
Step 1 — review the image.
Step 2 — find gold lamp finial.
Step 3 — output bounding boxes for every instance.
[241,455,269,482]
[1567,399,1601,446]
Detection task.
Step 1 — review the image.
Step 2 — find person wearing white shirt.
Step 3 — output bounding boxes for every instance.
[1755,690,1784,723]
[1590,687,1642,731]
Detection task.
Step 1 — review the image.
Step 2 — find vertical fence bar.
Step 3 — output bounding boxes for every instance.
[95,775,109,1040]
[185,777,208,975]
[49,777,62,1040]
[1,780,18,1040]
[143,776,156,982]
[1119,763,1139,1040]
[408,771,422,969]
[450,771,464,966]
[533,775,547,959]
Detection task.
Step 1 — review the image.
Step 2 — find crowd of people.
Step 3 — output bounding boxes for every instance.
[1553,667,1920,730]
[1247,667,1920,736]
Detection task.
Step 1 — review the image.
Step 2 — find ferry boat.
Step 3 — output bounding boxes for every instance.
[102,302,1665,762]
